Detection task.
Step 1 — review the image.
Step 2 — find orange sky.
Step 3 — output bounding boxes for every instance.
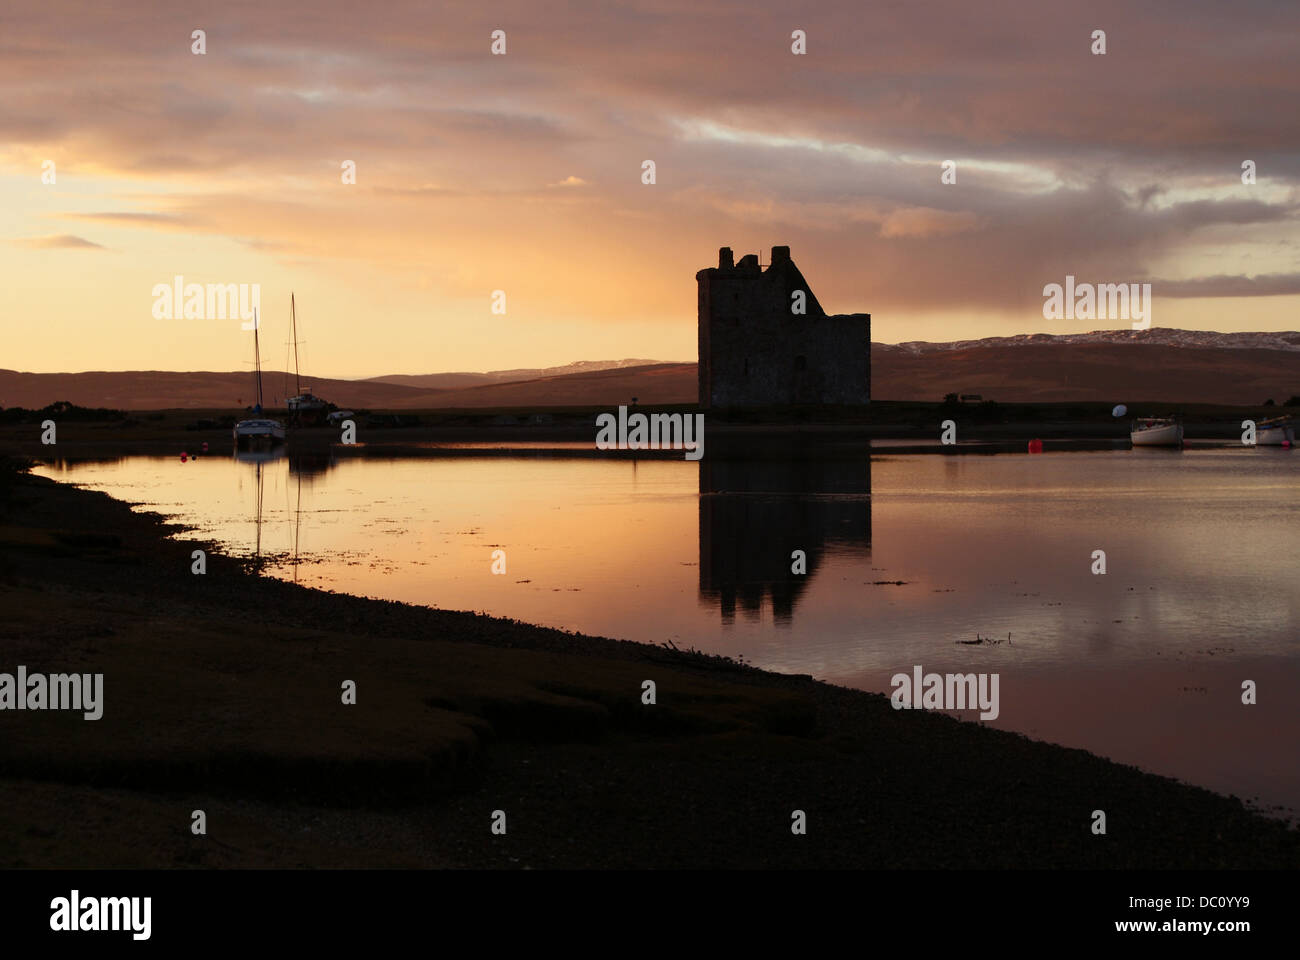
[3,1,1299,377]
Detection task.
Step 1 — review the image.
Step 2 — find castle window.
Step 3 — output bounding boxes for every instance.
[743,358,749,377]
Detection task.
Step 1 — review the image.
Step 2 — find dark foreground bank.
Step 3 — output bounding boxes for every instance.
[0,464,1296,869]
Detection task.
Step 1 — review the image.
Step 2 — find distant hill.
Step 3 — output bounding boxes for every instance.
[872,343,1298,405]
[883,328,1300,354]
[362,372,497,390]
[0,370,433,412]
[407,362,693,408]
[363,359,672,391]
[868,329,1299,404]
[2,331,1296,409]
[0,364,694,411]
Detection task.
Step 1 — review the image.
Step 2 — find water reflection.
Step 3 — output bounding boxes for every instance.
[233,447,283,572]
[231,448,332,578]
[699,448,871,625]
[286,450,338,479]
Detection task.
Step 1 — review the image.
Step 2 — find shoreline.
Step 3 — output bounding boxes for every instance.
[0,465,1296,868]
[3,399,1289,461]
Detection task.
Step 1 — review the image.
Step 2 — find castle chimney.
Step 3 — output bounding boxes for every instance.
[718,247,734,269]
[770,245,790,264]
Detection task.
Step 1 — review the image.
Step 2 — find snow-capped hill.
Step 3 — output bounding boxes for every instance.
[877,329,1300,354]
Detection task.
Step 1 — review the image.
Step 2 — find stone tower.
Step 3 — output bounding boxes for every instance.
[696,246,870,408]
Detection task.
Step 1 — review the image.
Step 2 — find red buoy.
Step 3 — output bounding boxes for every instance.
[1027,438,1043,454]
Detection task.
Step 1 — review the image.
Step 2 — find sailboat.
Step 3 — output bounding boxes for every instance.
[285,293,330,424]
[233,309,287,446]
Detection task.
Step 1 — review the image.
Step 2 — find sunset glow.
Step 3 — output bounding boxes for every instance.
[4,1,1298,377]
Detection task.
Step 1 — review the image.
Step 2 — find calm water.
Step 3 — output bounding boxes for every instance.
[36,446,1299,816]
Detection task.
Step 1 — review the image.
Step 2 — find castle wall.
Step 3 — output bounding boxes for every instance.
[697,247,870,408]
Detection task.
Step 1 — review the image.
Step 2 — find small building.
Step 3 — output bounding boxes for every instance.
[696,246,870,408]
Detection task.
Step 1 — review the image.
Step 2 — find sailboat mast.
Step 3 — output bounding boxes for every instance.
[253,308,264,410]
[292,292,302,396]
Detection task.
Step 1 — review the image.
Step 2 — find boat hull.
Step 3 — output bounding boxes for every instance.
[233,419,286,445]
[287,396,328,412]
[1257,424,1294,446]
[1130,423,1183,446]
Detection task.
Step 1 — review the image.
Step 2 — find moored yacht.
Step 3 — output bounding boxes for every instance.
[1130,416,1183,447]
[233,309,286,447]
[285,293,331,425]
[233,418,286,444]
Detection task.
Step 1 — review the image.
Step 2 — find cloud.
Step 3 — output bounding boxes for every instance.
[373,184,460,197]
[1153,273,1300,298]
[67,212,186,226]
[4,0,1299,364]
[18,234,106,249]
[879,207,981,239]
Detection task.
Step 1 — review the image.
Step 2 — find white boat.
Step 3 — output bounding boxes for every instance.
[233,418,286,443]
[233,308,286,447]
[1130,417,1183,447]
[287,392,328,415]
[1257,416,1295,446]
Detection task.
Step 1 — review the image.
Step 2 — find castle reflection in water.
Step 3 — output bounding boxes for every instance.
[228,442,871,624]
[698,444,872,625]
